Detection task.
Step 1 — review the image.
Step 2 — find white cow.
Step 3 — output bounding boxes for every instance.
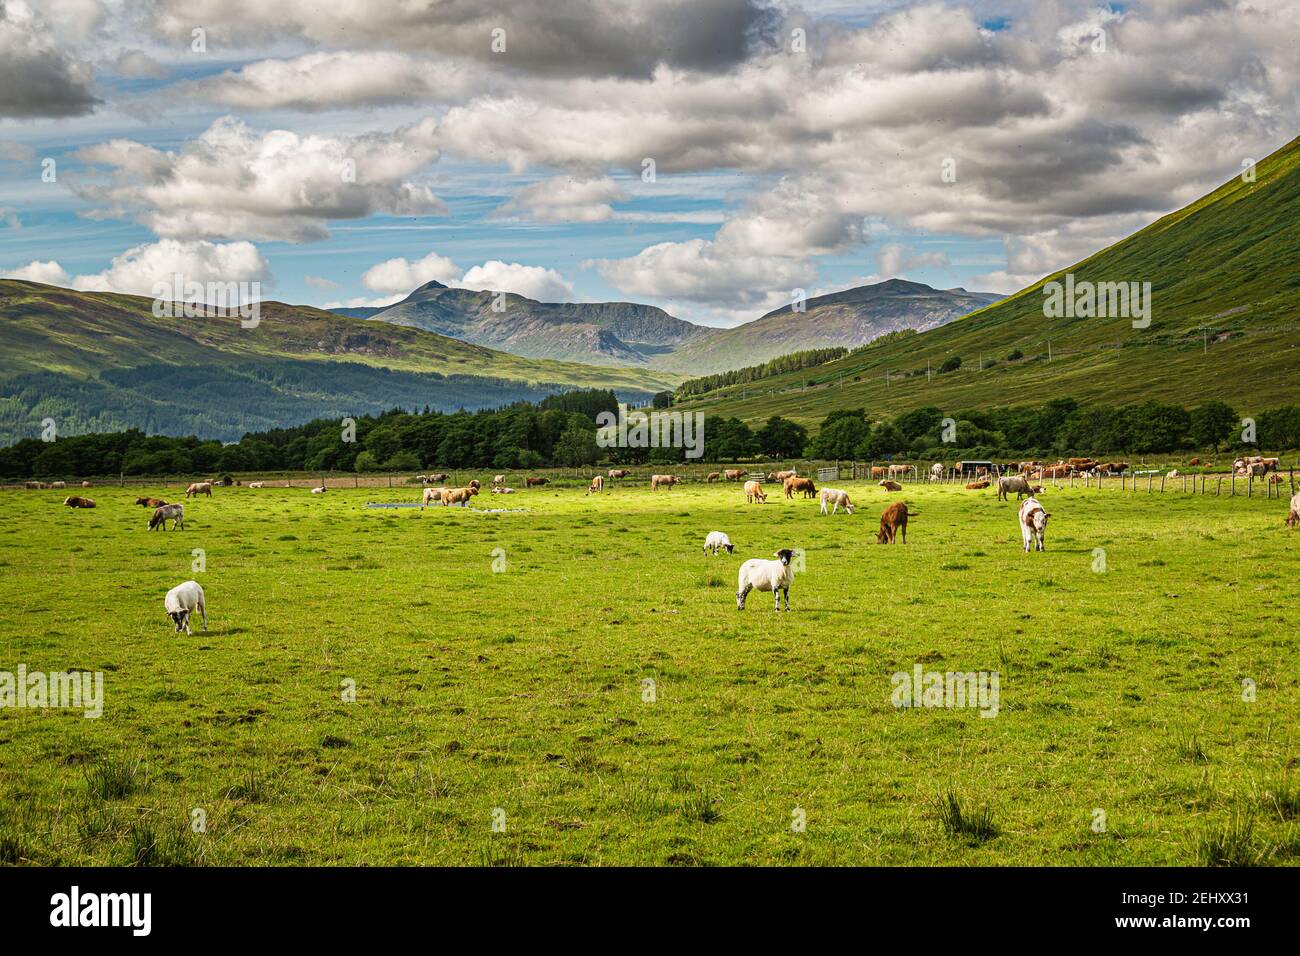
[818,488,854,515]
[1018,497,1050,553]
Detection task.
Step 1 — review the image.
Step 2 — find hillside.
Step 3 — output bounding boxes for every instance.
[0,280,680,443]
[678,134,1300,428]
[653,280,1002,374]
[355,281,709,367]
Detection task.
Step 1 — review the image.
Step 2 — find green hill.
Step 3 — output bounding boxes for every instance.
[0,280,681,443]
[678,134,1300,428]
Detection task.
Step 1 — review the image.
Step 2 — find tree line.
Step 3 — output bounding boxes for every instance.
[1,391,1295,480]
[673,347,849,399]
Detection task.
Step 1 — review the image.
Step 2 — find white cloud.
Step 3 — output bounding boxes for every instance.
[361,251,460,294]
[186,51,478,111]
[303,274,341,290]
[494,175,626,222]
[3,259,69,284]
[111,48,167,79]
[72,116,445,242]
[877,242,949,278]
[592,237,814,309]
[458,261,574,301]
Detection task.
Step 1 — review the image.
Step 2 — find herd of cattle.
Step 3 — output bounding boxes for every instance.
[26,455,1300,620]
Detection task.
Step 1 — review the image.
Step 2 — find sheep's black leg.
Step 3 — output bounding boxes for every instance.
[736,583,751,610]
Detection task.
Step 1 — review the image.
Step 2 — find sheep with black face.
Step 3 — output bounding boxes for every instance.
[737,548,797,612]
[164,580,207,635]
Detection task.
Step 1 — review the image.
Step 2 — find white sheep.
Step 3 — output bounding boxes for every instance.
[310,486,326,494]
[164,580,207,635]
[737,549,796,612]
[703,531,734,555]
[818,488,854,515]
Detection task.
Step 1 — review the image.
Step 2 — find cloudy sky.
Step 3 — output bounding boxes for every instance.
[0,0,1296,327]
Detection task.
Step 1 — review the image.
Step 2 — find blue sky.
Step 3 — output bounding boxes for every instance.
[1,0,1294,327]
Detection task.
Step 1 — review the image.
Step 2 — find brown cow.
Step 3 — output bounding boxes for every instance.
[525,477,548,487]
[185,481,212,498]
[650,474,681,490]
[427,473,451,483]
[608,469,631,479]
[724,469,744,481]
[706,472,721,482]
[870,466,887,479]
[965,480,990,490]
[587,475,604,495]
[878,479,903,492]
[1287,492,1300,528]
[784,476,816,499]
[744,480,767,504]
[876,501,916,544]
[135,496,168,508]
[767,469,797,482]
[1187,457,1201,466]
[63,496,95,508]
[441,486,479,507]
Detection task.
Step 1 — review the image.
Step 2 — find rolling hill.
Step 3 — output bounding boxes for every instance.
[350,281,710,367]
[678,134,1300,428]
[653,280,1002,374]
[0,280,681,443]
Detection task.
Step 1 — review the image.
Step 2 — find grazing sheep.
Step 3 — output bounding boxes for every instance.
[135,496,167,508]
[1286,492,1300,528]
[737,549,796,612]
[587,475,604,495]
[997,474,1035,501]
[876,501,916,544]
[724,469,744,481]
[185,481,212,498]
[310,486,327,494]
[704,531,735,555]
[1019,496,1050,552]
[818,488,854,515]
[878,479,903,492]
[744,480,767,504]
[149,503,184,531]
[164,580,207,635]
[784,476,817,499]
[650,474,681,490]
[608,469,631,479]
[421,487,445,508]
[525,477,548,487]
[49,481,66,489]
[965,480,990,490]
[63,496,95,508]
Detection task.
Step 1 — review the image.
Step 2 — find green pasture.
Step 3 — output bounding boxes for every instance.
[0,477,1297,865]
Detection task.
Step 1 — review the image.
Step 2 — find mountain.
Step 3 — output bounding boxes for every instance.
[349,281,710,367]
[652,280,1002,375]
[0,281,681,444]
[677,134,1300,427]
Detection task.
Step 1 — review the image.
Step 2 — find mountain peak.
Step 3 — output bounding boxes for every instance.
[417,280,448,291]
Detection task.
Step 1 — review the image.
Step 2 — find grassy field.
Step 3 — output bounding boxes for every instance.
[1,478,1298,866]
